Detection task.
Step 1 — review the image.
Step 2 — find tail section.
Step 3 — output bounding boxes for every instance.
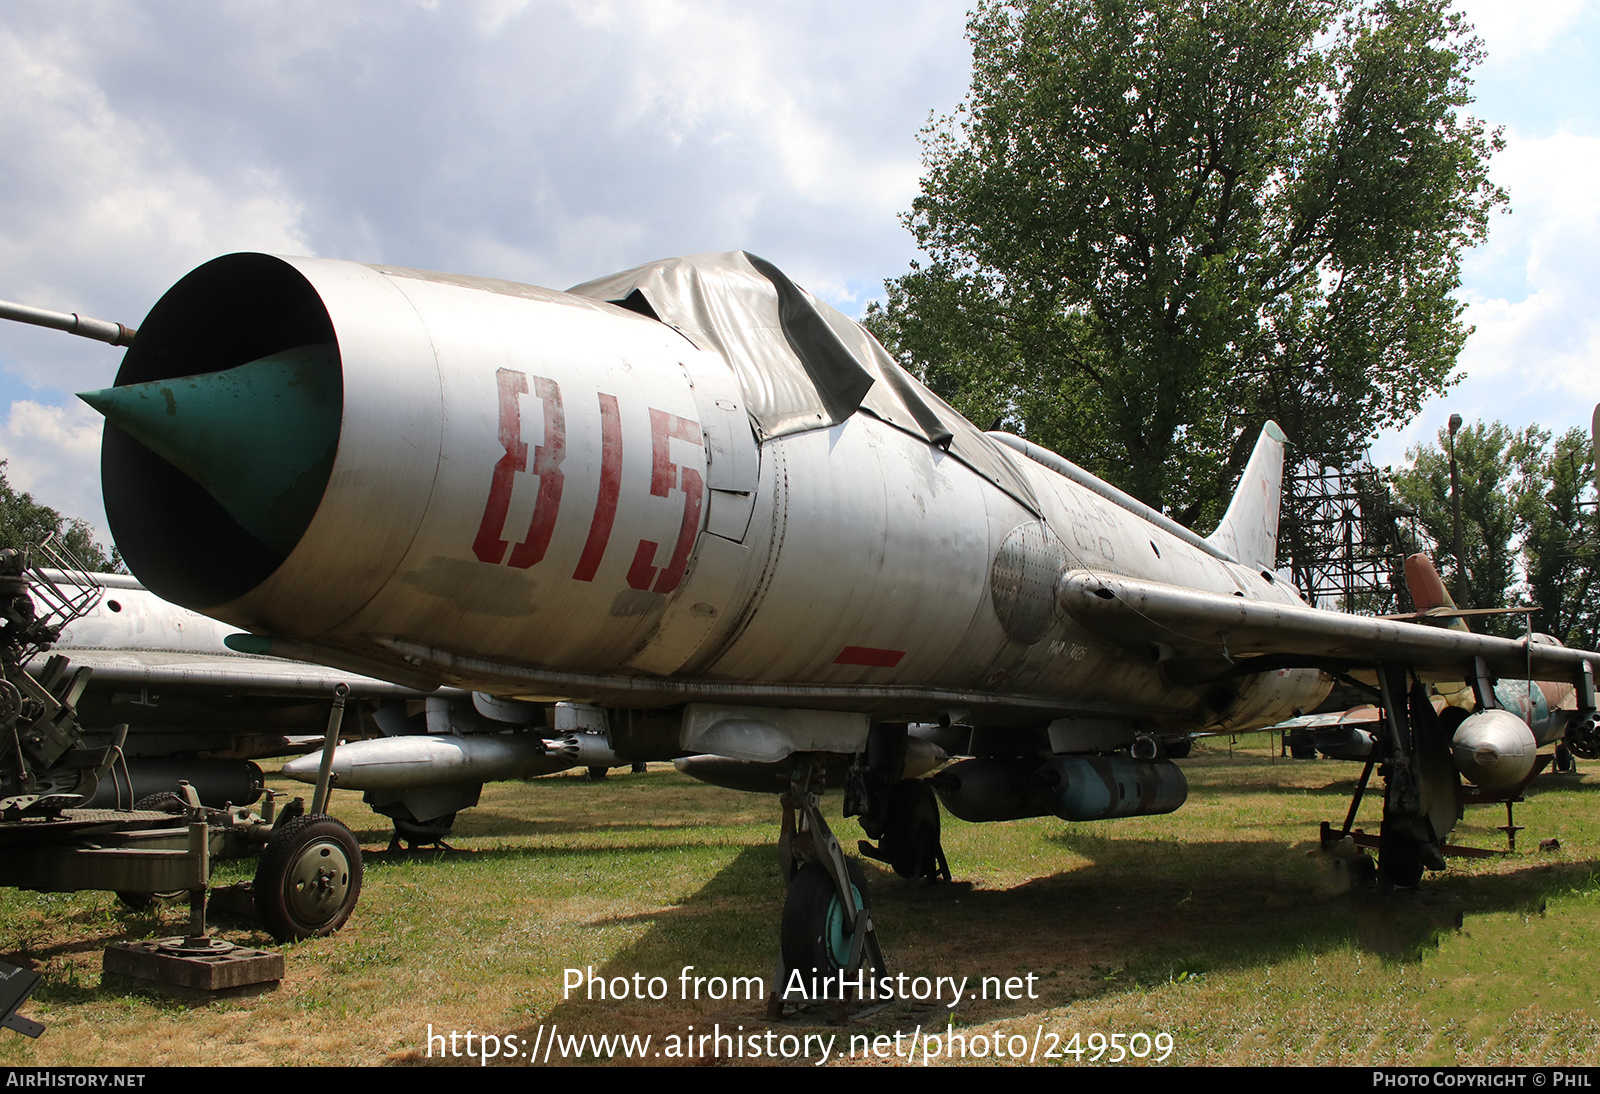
[1403,554,1470,633]
[1403,553,1475,710]
[1207,421,1287,571]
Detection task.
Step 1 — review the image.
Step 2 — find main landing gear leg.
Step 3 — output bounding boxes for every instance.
[1376,666,1458,888]
[850,722,950,883]
[857,779,950,883]
[767,752,888,1020]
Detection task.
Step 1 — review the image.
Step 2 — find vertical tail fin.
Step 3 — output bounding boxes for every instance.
[1403,552,1475,709]
[1402,553,1471,633]
[1206,421,1287,571]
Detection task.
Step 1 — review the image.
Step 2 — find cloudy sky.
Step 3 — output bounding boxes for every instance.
[1,0,1595,546]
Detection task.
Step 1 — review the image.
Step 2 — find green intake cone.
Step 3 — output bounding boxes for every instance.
[80,344,341,555]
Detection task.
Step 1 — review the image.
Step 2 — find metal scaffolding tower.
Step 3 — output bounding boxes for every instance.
[1279,456,1416,614]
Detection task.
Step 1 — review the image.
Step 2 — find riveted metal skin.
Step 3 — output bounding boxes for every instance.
[990,521,1065,646]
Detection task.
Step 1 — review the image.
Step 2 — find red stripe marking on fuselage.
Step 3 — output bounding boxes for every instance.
[834,646,906,668]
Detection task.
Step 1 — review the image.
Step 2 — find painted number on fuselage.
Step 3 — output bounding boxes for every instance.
[473,368,565,567]
[571,391,623,582]
[626,408,703,594]
[473,370,701,591]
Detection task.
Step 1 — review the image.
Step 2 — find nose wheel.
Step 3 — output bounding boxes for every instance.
[781,859,872,977]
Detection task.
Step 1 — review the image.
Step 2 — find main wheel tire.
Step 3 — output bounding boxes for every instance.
[254,814,363,942]
[780,859,870,982]
[878,779,941,879]
[1378,828,1424,888]
[391,812,456,848]
[1555,743,1576,774]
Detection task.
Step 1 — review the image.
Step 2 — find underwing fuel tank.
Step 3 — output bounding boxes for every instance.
[932,755,1188,823]
[674,736,946,794]
[279,732,578,791]
[1450,709,1537,790]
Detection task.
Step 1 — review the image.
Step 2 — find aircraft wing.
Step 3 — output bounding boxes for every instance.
[30,647,448,699]
[1261,707,1383,732]
[1058,572,1600,689]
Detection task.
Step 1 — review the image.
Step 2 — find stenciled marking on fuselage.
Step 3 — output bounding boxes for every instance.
[571,391,622,582]
[473,368,563,567]
[472,369,701,592]
[834,646,906,668]
[627,408,703,595]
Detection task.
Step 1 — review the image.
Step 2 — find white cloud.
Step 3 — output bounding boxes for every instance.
[1376,126,1600,467]
[1456,0,1590,64]
[0,400,107,542]
[0,19,310,394]
[0,2,977,529]
[1457,130,1600,398]
[0,28,310,272]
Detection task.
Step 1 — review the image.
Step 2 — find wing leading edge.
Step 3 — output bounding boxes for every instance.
[1058,570,1600,688]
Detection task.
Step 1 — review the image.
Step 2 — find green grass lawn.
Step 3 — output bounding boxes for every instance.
[3,737,1599,1066]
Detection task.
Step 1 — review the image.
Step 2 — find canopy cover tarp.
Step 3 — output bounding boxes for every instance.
[569,251,1039,515]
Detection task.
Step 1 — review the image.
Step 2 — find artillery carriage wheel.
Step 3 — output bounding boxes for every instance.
[254,814,363,942]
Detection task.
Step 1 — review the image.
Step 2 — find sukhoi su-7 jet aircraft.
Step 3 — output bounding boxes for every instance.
[78,250,1600,991]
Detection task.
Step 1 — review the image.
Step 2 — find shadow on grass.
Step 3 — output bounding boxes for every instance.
[1026,830,1595,972]
[2,898,276,1007]
[466,829,1600,1066]
[360,839,765,869]
[420,813,764,840]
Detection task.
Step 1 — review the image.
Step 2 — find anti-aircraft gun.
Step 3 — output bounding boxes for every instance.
[0,541,363,1017]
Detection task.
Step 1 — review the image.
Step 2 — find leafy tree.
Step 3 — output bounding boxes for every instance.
[1390,422,1517,627]
[866,0,1505,527]
[1390,423,1598,644]
[0,462,120,573]
[1512,427,1599,648]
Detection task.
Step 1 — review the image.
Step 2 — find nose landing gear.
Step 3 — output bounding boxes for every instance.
[769,753,888,1019]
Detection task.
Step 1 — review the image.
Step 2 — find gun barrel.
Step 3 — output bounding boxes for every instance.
[0,299,136,346]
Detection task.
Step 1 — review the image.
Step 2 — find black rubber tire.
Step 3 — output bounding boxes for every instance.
[1554,743,1575,774]
[780,859,870,979]
[133,791,188,814]
[1164,739,1193,760]
[878,779,941,879]
[254,814,363,942]
[116,889,185,912]
[117,794,191,909]
[586,766,609,780]
[392,812,456,847]
[1378,828,1424,888]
